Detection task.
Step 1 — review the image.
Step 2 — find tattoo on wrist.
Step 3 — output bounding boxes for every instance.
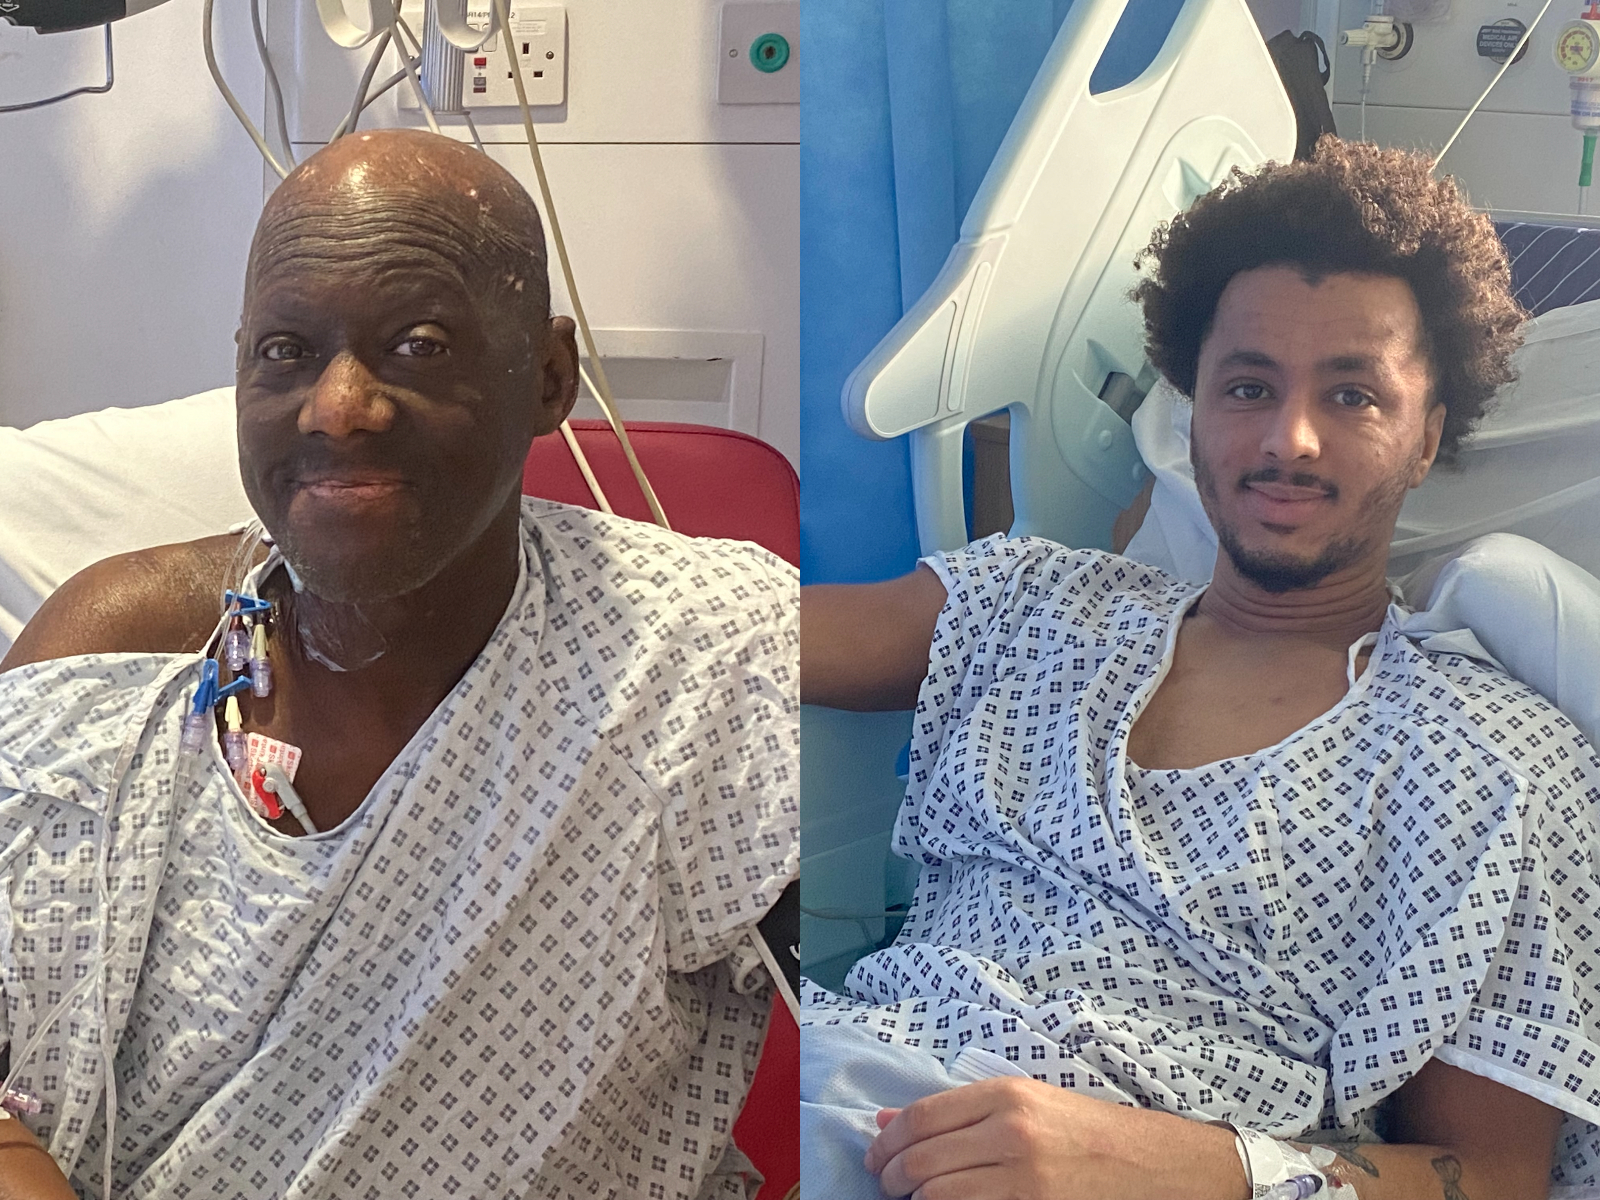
[1431,1154,1469,1200]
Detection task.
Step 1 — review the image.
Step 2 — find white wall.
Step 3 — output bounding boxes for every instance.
[0,0,268,428]
[0,0,799,464]
[1313,0,1595,221]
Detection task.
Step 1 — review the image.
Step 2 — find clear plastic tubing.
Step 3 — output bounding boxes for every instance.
[250,622,272,699]
[222,695,249,783]
[179,710,211,758]
[224,618,249,673]
[180,660,219,757]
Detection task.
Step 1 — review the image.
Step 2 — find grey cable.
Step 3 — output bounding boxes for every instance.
[339,27,393,138]
[250,0,295,167]
[204,0,290,179]
[0,22,113,113]
[462,110,486,153]
[327,61,415,141]
[388,8,440,134]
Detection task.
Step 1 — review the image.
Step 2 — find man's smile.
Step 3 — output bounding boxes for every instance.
[1240,479,1331,522]
[290,473,414,509]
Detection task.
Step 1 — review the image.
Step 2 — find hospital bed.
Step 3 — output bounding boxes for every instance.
[805,0,1600,1189]
[0,397,801,1200]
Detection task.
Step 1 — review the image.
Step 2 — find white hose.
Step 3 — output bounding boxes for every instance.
[748,931,799,1023]
[559,421,614,513]
[488,0,671,529]
[203,0,290,179]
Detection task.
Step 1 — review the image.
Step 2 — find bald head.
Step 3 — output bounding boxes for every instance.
[244,129,551,365]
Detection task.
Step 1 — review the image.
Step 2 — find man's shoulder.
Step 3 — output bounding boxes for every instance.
[929,534,1190,631]
[0,535,237,673]
[1380,628,1600,789]
[519,497,797,613]
[0,652,181,811]
[516,497,798,705]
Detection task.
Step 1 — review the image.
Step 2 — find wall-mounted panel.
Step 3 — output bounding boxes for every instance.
[274,0,799,144]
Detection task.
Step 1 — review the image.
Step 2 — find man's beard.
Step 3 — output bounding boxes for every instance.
[270,520,443,606]
[1192,445,1417,594]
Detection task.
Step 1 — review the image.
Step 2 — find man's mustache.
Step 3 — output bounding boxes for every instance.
[1236,466,1338,500]
[275,447,424,482]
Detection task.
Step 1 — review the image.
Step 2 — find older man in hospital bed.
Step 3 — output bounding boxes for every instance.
[802,139,1600,1200]
[0,128,798,1199]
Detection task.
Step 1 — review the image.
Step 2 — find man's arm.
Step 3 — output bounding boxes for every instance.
[0,1053,78,1200]
[0,1120,79,1200]
[866,1058,1562,1200]
[1313,1055,1566,1200]
[800,567,947,711]
[0,537,235,673]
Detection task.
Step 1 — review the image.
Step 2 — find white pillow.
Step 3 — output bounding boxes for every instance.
[0,388,255,656]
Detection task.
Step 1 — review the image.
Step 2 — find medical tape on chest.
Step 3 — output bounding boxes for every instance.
[245,733,301,782]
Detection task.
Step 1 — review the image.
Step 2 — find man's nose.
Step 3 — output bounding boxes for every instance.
[1260,392,1320,461]
[299,351,397,437]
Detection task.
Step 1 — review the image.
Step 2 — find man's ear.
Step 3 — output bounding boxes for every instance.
[1411,401,1447,487]
[538,315,580,432]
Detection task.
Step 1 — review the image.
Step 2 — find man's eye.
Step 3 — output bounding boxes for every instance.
[260,339,306,362]
[395,337,447,358]
[1228,383,1268,401]
[1333,388,1372,408]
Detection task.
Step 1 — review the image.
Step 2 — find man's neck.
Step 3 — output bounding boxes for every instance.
[1198,549,1392,649]
[268,500,525,729]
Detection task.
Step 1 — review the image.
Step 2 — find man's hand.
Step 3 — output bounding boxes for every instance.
[863,1076,1246,1200]
[864,1059,1564,1200]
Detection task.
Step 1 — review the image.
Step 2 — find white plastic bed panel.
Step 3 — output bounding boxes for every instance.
[841,0,1295,556]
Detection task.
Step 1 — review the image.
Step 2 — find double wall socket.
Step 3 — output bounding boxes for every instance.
[397,1,566,110]
[717,1,798,104]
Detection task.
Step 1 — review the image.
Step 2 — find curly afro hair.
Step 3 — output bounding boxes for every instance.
[1132,137,1524,461]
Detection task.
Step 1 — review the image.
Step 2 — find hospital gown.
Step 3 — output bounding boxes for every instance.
[803,534,1600,1187]
[0,498,799,1200]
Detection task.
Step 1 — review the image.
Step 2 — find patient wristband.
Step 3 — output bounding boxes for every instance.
[1224,1123,1361,1199]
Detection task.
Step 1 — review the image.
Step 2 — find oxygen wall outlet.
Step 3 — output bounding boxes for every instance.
[717,1,798,105]
[398,1,566,110]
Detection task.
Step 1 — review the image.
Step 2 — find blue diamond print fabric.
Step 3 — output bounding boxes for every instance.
[0,498,799,1200]
[802,533,1600,1188]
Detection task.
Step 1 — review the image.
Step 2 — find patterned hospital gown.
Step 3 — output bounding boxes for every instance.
[803,535,1600,1186]
[0,499,799,1200]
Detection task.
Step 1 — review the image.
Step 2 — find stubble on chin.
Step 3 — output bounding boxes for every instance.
[1191,444,1417,594]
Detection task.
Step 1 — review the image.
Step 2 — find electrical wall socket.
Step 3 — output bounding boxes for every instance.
[398,1,566,111]
[717,1,798,105]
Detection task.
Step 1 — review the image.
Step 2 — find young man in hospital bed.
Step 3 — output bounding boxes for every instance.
[0,129,798,1199]
[802,139,1600,1200]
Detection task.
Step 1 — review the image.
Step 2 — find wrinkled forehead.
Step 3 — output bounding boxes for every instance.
[246,185,539,305]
